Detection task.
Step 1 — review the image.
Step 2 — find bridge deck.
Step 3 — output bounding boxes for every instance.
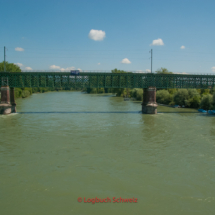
[1,72,215,89]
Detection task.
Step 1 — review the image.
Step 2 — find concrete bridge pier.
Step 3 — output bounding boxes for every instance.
[142,87,158,114]
[0,83,16,114]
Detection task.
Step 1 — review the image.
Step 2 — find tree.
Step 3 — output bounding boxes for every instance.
[213,91,215,109]
[168,88,177,94]
[111,68,127,73]
[185,89,201,108]
[200,94,213,110]
[130,88,143,101]
[173,89,189,106]
[156,90,171,104]
[0,61,21,72]
[155,67,173,74]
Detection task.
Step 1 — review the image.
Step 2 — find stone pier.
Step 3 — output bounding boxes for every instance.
[142,87,158,114]
[0,84,16,114]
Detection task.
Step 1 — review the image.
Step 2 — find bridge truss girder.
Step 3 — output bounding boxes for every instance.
[0,72,215,89]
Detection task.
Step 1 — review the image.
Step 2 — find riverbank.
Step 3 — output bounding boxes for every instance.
[0,87,80,100]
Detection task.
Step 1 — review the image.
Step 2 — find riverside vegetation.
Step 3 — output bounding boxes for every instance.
[0,62,82,99]
[1,62,215,110]
[83,68,215,111]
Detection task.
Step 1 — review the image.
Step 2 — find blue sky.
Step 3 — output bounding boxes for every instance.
[0,0,215,73]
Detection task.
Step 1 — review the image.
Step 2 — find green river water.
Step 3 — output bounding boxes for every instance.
[0,92,215,215]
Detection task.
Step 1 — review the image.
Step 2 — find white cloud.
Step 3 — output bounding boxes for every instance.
[174,72,188,74]
[146,69,151,72]
[14,63,23,67]
[121,58,131,64]
[180,45,185,49]
[88,29,106,41]
[77,68,82,71]
[49,65,79,71]
[15,47,24,51]
[60,66,75,71]
[135,70,146,73]
[212,67,215,72]
[15,63,32,70]
[50,65,61,69]
[97,63,100,65]
[150,38,164,46]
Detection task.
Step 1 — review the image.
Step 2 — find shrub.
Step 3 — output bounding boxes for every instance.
[168,88,177,95]
[15,88,22,98]
[213,92,215,109]
[97,88,105,93]
[130,88,143,101]
[156,90,171,105]
[173,89,189,106]
[200,94,213,110]
[185,89,201,108]
[22,90,30,98]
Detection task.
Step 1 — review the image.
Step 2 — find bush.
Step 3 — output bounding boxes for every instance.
[200,94,213,110]
[15,88,22,98]
[22,90,31,98]
[213,92,215,109]
[185,89,201,108]
[130,88,143,101]
[156,90,171,105]
[168,88,177,95]
[112,88,125,97]
[32,87,39,93]
[173,89,189,106]
[97,88,105,93]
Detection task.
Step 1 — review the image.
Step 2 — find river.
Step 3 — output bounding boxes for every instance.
[1,91,215,215]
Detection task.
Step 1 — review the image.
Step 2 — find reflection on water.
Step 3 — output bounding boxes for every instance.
[0,92,215,215]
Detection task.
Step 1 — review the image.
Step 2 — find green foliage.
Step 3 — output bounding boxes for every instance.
[32,87,40,93]
[86,88,98,94]
[97,88,105,93]
[21,90,31,98]
[168,88,177,95]
[213,92,215,109]
[111,68,127,73]
[0,61,21,72]
[130,88,143,101]
[155,67,173,74]
[111,69,127,96]
[210,86,215,95]
[156,90,171,105]
[199,89,210,95]
[173,89,189,106]
[185,89,201,108]
[14,88,22,98]
[113,88,125,97]
[173,89,200,108]
[200,94,213,110]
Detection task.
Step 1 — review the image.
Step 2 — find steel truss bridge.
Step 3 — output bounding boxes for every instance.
[1,71,215,89]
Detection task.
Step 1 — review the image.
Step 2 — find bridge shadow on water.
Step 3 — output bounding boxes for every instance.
[17,111,200,114]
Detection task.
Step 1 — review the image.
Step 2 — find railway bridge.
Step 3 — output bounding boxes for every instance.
[1,71,215,114]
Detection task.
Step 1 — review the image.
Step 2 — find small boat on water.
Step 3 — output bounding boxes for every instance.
[208,110,215,115]
[198,109,207,113]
